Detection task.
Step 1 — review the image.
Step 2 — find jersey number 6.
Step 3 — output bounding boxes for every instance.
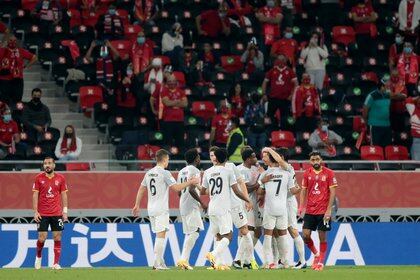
[150,179,157,196]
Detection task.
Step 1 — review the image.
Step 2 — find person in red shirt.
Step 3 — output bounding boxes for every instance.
[406,96,420,160]
[226,0,253,27]
[133,0,159,26]
[196,3,231,38]
[210,100,231,148]
[270,27,298,67]
[0,108,20,159]
[350,0,378,57]
[389,69,408,132]
[389,32,405,71]
[0,36,37,107]
[33,157,69,270]
[299,151,338,271]
[161,75,187,148]
[262,54,298,128]
[230,83,246,117]
[130,31,154,75]
[292,73,321,132]
[397,42,419,96]
[256,0,283,46]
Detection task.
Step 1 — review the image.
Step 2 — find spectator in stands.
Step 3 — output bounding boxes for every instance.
[55,125,82,161]
[406,95,420,160]
[0,36,37,107]
[398,42,419,96]
[96,4,124,40]
[398,0,420,45]
[230,83,246,117]
[144,58,164,96]
[271,27,299,67]
[280,0,294,29]
[255,0,283,46]
[262,54,298,128]
[115,64,138,115]
[210,100,231,148]
[32,0,63,38]
[350,0,378,58]
[241,40,264,80]
[196,43,220,82]
[81,0,96,12]
[389,32,405,71]
[160,75,187,149]
[226,117,245,162]
[389,69,408,132]
[363,77,395,147]
[226,0,253,27]
[196,3,231,39]
[133,0,159,26]
[292,73,321,132]
[162,23,185,72]
[22,88,52,143]
[0,21,10,38]
[308,118,343,158]
[0,108,20,159]
[244,93,266,154]
[131,31,154,75]
[149,65,173,119]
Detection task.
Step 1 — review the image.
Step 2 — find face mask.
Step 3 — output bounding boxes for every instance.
[275,60,286,68]
[267,0,275,8]
[218,12,226,18]
[284,32,293,39]
[127,68,133,77]
[302,78,311,84]
[321,125,328,132]
[32,97,41,104]
[395,37,403,45]
[313,163,321,170]
[3,114,11,122]
[167,83,177,90]
[8,41,17,49]
[404,47,412,54]
[109,9,116,15]
[137,36,145,44]
[65,132,73,138]
[220,107,228,114]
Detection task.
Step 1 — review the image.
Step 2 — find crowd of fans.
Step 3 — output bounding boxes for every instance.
[0,0,419,164]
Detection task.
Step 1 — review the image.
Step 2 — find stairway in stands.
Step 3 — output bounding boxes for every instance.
[23,63,121,170]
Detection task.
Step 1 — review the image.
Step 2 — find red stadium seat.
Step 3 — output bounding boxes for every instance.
[360,145,384,160]
[124,24,143,41]
[221,55,243,74]
[290,162,301,171]
[65,162,91,171]
[79,86,103,117]
[332,26,356,46]
[21,0,38,11]
[154,55,171,66]
[191,101,216,121]
[353,116,366,133]
[385,145,409,160]
[137,144,161,170]
[68,9,82,28]
[173,71,186,88]
[59,0,80,8]
[116,9,130,25]
[271,131,296,148]
[110,40,131,59]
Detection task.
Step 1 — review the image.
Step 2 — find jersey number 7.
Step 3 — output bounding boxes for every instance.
[273,179,282,196]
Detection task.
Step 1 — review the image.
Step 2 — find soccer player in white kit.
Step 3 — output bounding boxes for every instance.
[263,147,306,269]
[177,149,207,270]
[132,149,199,270]
[202,148,252,270]
[258,148,300,269]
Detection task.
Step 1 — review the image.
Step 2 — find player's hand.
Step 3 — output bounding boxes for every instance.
[34,212,42,223]
[261,147,272,154]
[298,207,305,218]
[261,174,273,184]
[62,212,69,222]
[323,209,331,223]
[200,202,208,213]
[188,176,200,186]
[132,205,140,217]
[245,201,253,211]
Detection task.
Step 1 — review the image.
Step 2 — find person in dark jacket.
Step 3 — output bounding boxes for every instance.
[22,88,52,142]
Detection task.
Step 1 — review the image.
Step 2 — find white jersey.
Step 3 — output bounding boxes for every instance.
[141,166,177,216]
[178,165,201,216]
[202,165,237,216]
[225,162,245,209]
[237,164,258,204]
[260,167,294,216]
[285,163,298,206]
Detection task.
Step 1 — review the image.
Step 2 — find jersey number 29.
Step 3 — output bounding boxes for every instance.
[209,177,223,196]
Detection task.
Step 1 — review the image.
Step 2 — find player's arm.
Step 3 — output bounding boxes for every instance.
[32,189,41,223]
[324,183,337,222]
[171,176,200,192]
[232,183,251,204]
[188,185,207,211]
[262,147,288,170]
[299,175,308,217]
[132,185,146,217]
[61,191,69,222]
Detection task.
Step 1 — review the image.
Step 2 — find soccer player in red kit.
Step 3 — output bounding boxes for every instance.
[299,152,337,271]
[33,157,69,270]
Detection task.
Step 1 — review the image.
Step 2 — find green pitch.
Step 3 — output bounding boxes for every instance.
[1,266,419,280]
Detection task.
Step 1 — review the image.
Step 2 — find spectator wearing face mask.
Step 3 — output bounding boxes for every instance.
[130,31,154,75]
[397,42,419,96]
[300,32,329,91]
[389,69,408,132]
[255,0,283,46]
[0,36,37,107]
[115,64,139,116]
[389,32,405,71]
[308,119,343,158]
[271,27,299,67]
[244,93,266,154]
[196,43,220,83]
[149,66,173,121]
[55,125,82,161]
[32,0,63,38]
[196,3,231,38]
[241,41,264,80]
[162,23,185,72]
[398,0,420,45]
[96,4,124,40]
[230,83,246,117]
[0,108,21,159]
[22,88,52,143]
[210,100,232,148]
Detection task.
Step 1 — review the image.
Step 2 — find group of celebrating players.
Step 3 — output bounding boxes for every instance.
[32,145,337,271]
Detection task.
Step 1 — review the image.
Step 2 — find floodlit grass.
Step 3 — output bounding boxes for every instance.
[1,266,419,280]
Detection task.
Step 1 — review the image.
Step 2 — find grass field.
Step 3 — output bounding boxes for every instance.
[1,266,419,280]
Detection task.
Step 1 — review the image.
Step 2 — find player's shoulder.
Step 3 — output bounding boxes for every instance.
[323,167,335,175]
[303,168,312,176]
[34,172,45,180]
[189,165,200,173]
[54,172,65,179]
[179,166,188,174]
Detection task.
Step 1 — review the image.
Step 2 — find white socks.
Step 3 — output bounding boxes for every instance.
[181,232,199,262]
[276,235,288,265]
[272,237,279,263]
[294,235,306,264]
[154,237,165,266]
[241,232,253,263]
[263,235,273,264]
[212,237,230,265]
[234,235,243,261]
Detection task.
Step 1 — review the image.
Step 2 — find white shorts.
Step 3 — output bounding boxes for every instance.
[262,212,288,230]
[181,209,204,235]
[231,205,248,229]
[150,213,170,233]
[247,206,263,228]
[209,214,233,236]
[287,201,298,229]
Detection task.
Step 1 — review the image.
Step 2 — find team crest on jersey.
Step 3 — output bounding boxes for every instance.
[321,176,326,182]
[55,180,59,186]
[41,181,45,184]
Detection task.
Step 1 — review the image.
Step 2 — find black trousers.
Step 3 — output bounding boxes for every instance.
[161,121,185,149]
[0,78,24,107]
[370,126,392,147]
[295,116,319,132]
[267,98,291,129]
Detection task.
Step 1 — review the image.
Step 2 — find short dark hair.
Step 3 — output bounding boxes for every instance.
[214,148,228,164]
[231,117,240,128]
[277,147,289,162]
[309,151,322,159]
[241,148,255,162]
[156,149,170,162]
[32,88,42,95]
[43,157,55,163]
[185,148,199,165]
[209,146,219,153]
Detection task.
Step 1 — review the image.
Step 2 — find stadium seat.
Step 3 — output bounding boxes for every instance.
[332,26,356,46]
[21,0,38,12]
[220,55,243,74]
[271,131,296,148]
[137,144,161,170]
[124,24,143,41]
[108,116,133,144]
[79,86,103,117]
[93,102,111,132]
[173,71,186,88]
[26,145,47,160]
[65,163,91,171]
[191,101,216,121]
[385,145,409,160]
[110,40,131,59]
[360,145,384,161]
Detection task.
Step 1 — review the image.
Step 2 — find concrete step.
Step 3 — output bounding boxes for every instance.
[79,135,100,145]
[52,120,83,129]
[23,88,57,98]
[83,144,112,151]
[24,65,43,72]
[23,81,57,89]
[77,128,104,137]
[36,97,69,105]
[23,72,42,80]
[79,150,111,160]
[46,104,70,113]
[51,113,85,121]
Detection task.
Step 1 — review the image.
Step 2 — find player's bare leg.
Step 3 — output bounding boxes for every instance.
[52,231,62,269]
[262,229,276,269]
[302,229,320,269]
[288,227,307,269]
[207,232,232,270]
[314,230,328,271]
[35,232,47,269]
[153,231,168,270]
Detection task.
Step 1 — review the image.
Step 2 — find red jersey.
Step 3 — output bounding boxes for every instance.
[302,167,337,215]
[271,38,298,65]
[258,6,282,45]
[0,119,18,145]
[390,80,408,114]
[211,114,230,144]
[200,10,230,38]
[161,87,186,122]
[351,5,375,34]
[292,85,320,118]
[32,173,68,216]
[0,47,35,80]
[265,66,296,100]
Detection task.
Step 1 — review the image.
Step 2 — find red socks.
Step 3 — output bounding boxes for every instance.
[304,238,319,255]
[36,240,44,258]
[319,242,328,264]
[54,241,61,265]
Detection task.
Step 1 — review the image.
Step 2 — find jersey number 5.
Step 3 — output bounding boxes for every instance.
[209,177,223,196]
[150,179,156,196]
